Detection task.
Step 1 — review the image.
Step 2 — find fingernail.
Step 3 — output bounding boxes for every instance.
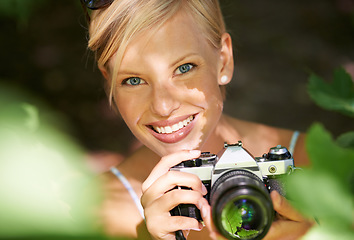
[191,228,202,232]
[271,190,280,200]
[202,184,208,195]
[191,222,203,231]
[201,205,209,220]
[270,190,282,207]
[189,150,201,155]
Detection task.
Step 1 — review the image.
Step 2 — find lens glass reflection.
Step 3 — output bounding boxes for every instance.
[221,198,263,239]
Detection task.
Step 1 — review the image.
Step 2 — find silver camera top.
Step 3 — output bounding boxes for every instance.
[171,141,294,184]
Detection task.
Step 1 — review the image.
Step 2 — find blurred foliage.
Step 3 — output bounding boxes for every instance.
[0,0,47,28]
[0,84,107,239]
[337,131,354,148]
[0,0,83,29]
[287,68,354,239]
[308,68,354,117]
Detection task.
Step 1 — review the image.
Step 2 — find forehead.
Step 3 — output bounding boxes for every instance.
[117,10,216,69]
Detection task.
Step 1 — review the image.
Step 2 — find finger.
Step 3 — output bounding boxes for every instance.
[145,188,206,216]
[271,190,306,222]
[142,150,201,192]
[146,215,202,240]
[141,171,207,207]
[197,198,223,240]
[145,190,205,239]
[170,216,203,232]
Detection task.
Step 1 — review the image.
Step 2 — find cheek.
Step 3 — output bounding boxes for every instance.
[195,75,224,125]
[185,73,224,109]
[115,93,144,126]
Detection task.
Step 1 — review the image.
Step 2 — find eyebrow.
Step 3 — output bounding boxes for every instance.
[118,70,143,77]
[118,52,201,76]
[169,53,200,68]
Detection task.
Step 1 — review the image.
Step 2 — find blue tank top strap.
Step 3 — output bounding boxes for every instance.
[288,130,300,155]
[110,167,145,219]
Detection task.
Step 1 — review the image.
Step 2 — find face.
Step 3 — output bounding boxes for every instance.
[108,10,228,157]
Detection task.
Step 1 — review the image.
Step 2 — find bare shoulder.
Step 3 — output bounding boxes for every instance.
[98,165,142,237]
[99,146,159,238]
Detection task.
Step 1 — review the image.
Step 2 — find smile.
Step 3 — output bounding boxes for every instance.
[146,114,197,144]
[152,115,194,134]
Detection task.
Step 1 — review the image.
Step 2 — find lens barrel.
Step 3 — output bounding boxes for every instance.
[210,170,273,240]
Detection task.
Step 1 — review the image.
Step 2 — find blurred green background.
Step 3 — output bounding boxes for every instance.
[1,0,353,155]
[0,1,353,239]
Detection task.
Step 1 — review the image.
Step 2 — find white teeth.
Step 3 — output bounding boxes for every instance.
[165,126,172,134]
[172,124,179,132]
[152,116,194,134]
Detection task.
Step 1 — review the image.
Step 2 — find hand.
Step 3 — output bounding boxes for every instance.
[263,191,313,240]
[141,150,213,240]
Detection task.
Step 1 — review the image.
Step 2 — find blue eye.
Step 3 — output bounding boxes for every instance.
[124,77,145,86]
[175,63,194,75]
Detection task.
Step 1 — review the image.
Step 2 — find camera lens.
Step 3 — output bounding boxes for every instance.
[210,170,273,240]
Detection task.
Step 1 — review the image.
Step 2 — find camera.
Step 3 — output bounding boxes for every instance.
[170,141,294,240]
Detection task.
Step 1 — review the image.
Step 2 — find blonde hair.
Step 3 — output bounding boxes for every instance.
[88,0,226,103]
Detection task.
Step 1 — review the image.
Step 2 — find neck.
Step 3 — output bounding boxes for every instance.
[200,114,242,154]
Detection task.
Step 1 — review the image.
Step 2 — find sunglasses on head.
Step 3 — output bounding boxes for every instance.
[81,0,114,10]
[80,0,114,23]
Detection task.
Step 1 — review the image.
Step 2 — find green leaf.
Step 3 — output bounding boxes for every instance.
[221,202,242,235]
[305,123,354,190]
[0,87,104,237]
[308,68,354,117]
[287,171,353,228]
[302,224,354,240]
[332,68,354,98]
[287,123,354,229]
[237,229,259,238]
[336,131,354,149]
[291,68,354,239]
[221,201,260,238]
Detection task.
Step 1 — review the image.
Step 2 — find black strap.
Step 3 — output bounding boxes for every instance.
[175,230,186,240]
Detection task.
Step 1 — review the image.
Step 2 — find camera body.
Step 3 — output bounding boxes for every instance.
[170,141,294,240]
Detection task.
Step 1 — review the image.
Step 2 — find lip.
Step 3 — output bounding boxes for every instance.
[146,113,197,144]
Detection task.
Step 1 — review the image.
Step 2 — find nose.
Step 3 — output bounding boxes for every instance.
[150,84,180,117]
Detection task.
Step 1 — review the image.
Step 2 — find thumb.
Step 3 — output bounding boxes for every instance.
[270,190,305,222]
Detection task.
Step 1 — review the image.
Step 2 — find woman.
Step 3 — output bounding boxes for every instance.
[82,0,312,239]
